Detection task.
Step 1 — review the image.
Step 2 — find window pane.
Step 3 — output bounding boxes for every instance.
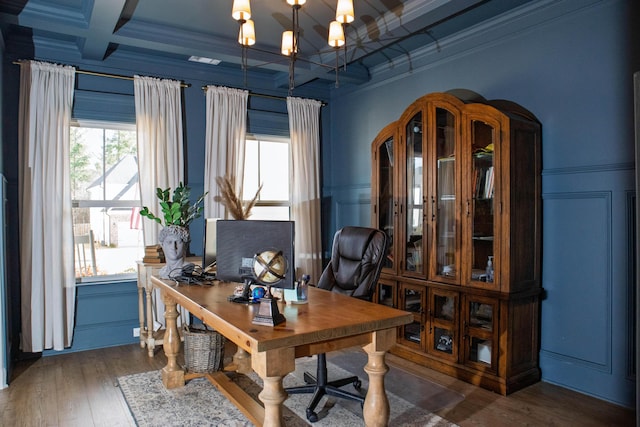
[242,137,291,221]
[71,125,142,279]
[250,206,290,220]
[243,139,260,198]
[259,140,289,201]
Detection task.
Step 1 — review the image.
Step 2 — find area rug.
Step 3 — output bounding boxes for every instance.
[118,356,461,426]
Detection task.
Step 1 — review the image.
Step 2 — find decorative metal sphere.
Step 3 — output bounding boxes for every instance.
[253,250,287,285]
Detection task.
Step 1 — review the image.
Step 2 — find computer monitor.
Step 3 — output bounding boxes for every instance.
[202,218,219,272]
[216,220,295,290]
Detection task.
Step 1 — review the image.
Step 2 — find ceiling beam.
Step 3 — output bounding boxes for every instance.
[273,59,369,89]
[343,0,485,65]
[80,0,127,60]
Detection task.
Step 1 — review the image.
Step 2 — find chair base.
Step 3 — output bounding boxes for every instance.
[286,353,364,422]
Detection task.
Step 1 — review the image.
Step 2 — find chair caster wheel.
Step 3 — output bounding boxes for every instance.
[306,409,318,423]
[353,379,362,390]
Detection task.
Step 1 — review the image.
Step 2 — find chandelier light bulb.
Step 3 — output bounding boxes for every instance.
[286,0,307,5]
[336,0,354,24]
[281,30,296,56]
[232,0,251,21]
[328,21,345,48]
[238,19,256,46]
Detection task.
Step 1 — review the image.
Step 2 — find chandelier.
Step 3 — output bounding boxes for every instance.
[231,0,354,93]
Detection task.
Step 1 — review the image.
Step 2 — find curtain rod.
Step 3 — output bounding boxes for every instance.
[201,85,327,106]
[12,61,191,88]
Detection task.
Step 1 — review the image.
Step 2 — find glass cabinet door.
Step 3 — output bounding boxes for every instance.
[399,283,425,349]
[376,279,396,308]
[374,132,396,273]
[433,107,458,281]
[469,120,496,285]
[427,288,458,362]
[463,295,497,371]
[404,112,424,276]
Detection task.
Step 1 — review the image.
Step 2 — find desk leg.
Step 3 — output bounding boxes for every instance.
[362,328,396,427]
[137,284,145,348]
[225,347,252,374]
[161,291,184,389]
[252,348,295,427]
[145,287,155,356]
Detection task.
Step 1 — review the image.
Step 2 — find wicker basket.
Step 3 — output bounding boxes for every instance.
[183,325,226,373]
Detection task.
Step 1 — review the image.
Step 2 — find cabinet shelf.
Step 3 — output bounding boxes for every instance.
[473,151,493,159]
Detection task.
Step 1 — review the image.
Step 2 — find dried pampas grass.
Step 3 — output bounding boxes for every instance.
[214,176,262,220]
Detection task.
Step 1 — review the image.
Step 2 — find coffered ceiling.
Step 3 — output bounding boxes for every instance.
[0,0,535,89]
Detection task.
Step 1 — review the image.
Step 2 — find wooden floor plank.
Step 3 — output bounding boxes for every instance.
[0,344,634,427]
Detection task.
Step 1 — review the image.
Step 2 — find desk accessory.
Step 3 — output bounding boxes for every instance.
[285,274,309,304]
[250,249,287,326]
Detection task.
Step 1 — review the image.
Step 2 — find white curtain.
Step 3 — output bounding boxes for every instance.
[18,61,76,352]
[203,86,248,218]
[134,75,187,326]
[287,97,323,283]
[134,75,185,246]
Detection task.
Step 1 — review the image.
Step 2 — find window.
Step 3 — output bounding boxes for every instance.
[70,122,143,281]
[242,136,291,220]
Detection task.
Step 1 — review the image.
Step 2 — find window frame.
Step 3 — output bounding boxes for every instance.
[70,120,141,284]
[243,134,292,220]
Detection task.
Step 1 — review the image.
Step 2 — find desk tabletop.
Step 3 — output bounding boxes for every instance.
[151,276,412,355]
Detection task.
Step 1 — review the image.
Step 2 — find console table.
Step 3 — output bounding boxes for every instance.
[136,257,199,356]
[151,276,413,427]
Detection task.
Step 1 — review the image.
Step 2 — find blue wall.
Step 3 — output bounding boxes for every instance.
[323,0,637,407]
[41,281,141,355]
[1,29,331,356]
[0,0,636,408]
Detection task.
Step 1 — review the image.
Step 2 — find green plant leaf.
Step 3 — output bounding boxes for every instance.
[138,183,207,228]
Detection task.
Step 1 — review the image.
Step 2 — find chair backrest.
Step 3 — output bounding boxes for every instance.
[316,226,388,301]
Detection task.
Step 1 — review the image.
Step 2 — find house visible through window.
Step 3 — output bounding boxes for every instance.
[243,136,291,220]
[71,122,142,280]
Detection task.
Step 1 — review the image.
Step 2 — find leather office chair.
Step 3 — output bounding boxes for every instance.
[286,226,388,422]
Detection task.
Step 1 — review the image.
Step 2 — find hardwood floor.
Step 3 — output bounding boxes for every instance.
[0,343,634,426]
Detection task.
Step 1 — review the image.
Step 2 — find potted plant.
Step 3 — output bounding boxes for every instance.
[139,183,207,278]
[139,182,207,228]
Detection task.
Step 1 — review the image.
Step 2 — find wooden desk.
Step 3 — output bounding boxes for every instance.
[151,276,412,427]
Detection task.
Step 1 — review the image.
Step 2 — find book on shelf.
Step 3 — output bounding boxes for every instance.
[143,255,165,264]
[484,166,494,199]
[474,166,494,199]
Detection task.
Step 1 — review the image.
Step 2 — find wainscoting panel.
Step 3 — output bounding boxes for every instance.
[45,281,139,355]
[625,190,636,381]
[540,191,611,368]
[539,164,635,407]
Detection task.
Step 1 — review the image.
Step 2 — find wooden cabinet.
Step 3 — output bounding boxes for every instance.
[371,92,541,395]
